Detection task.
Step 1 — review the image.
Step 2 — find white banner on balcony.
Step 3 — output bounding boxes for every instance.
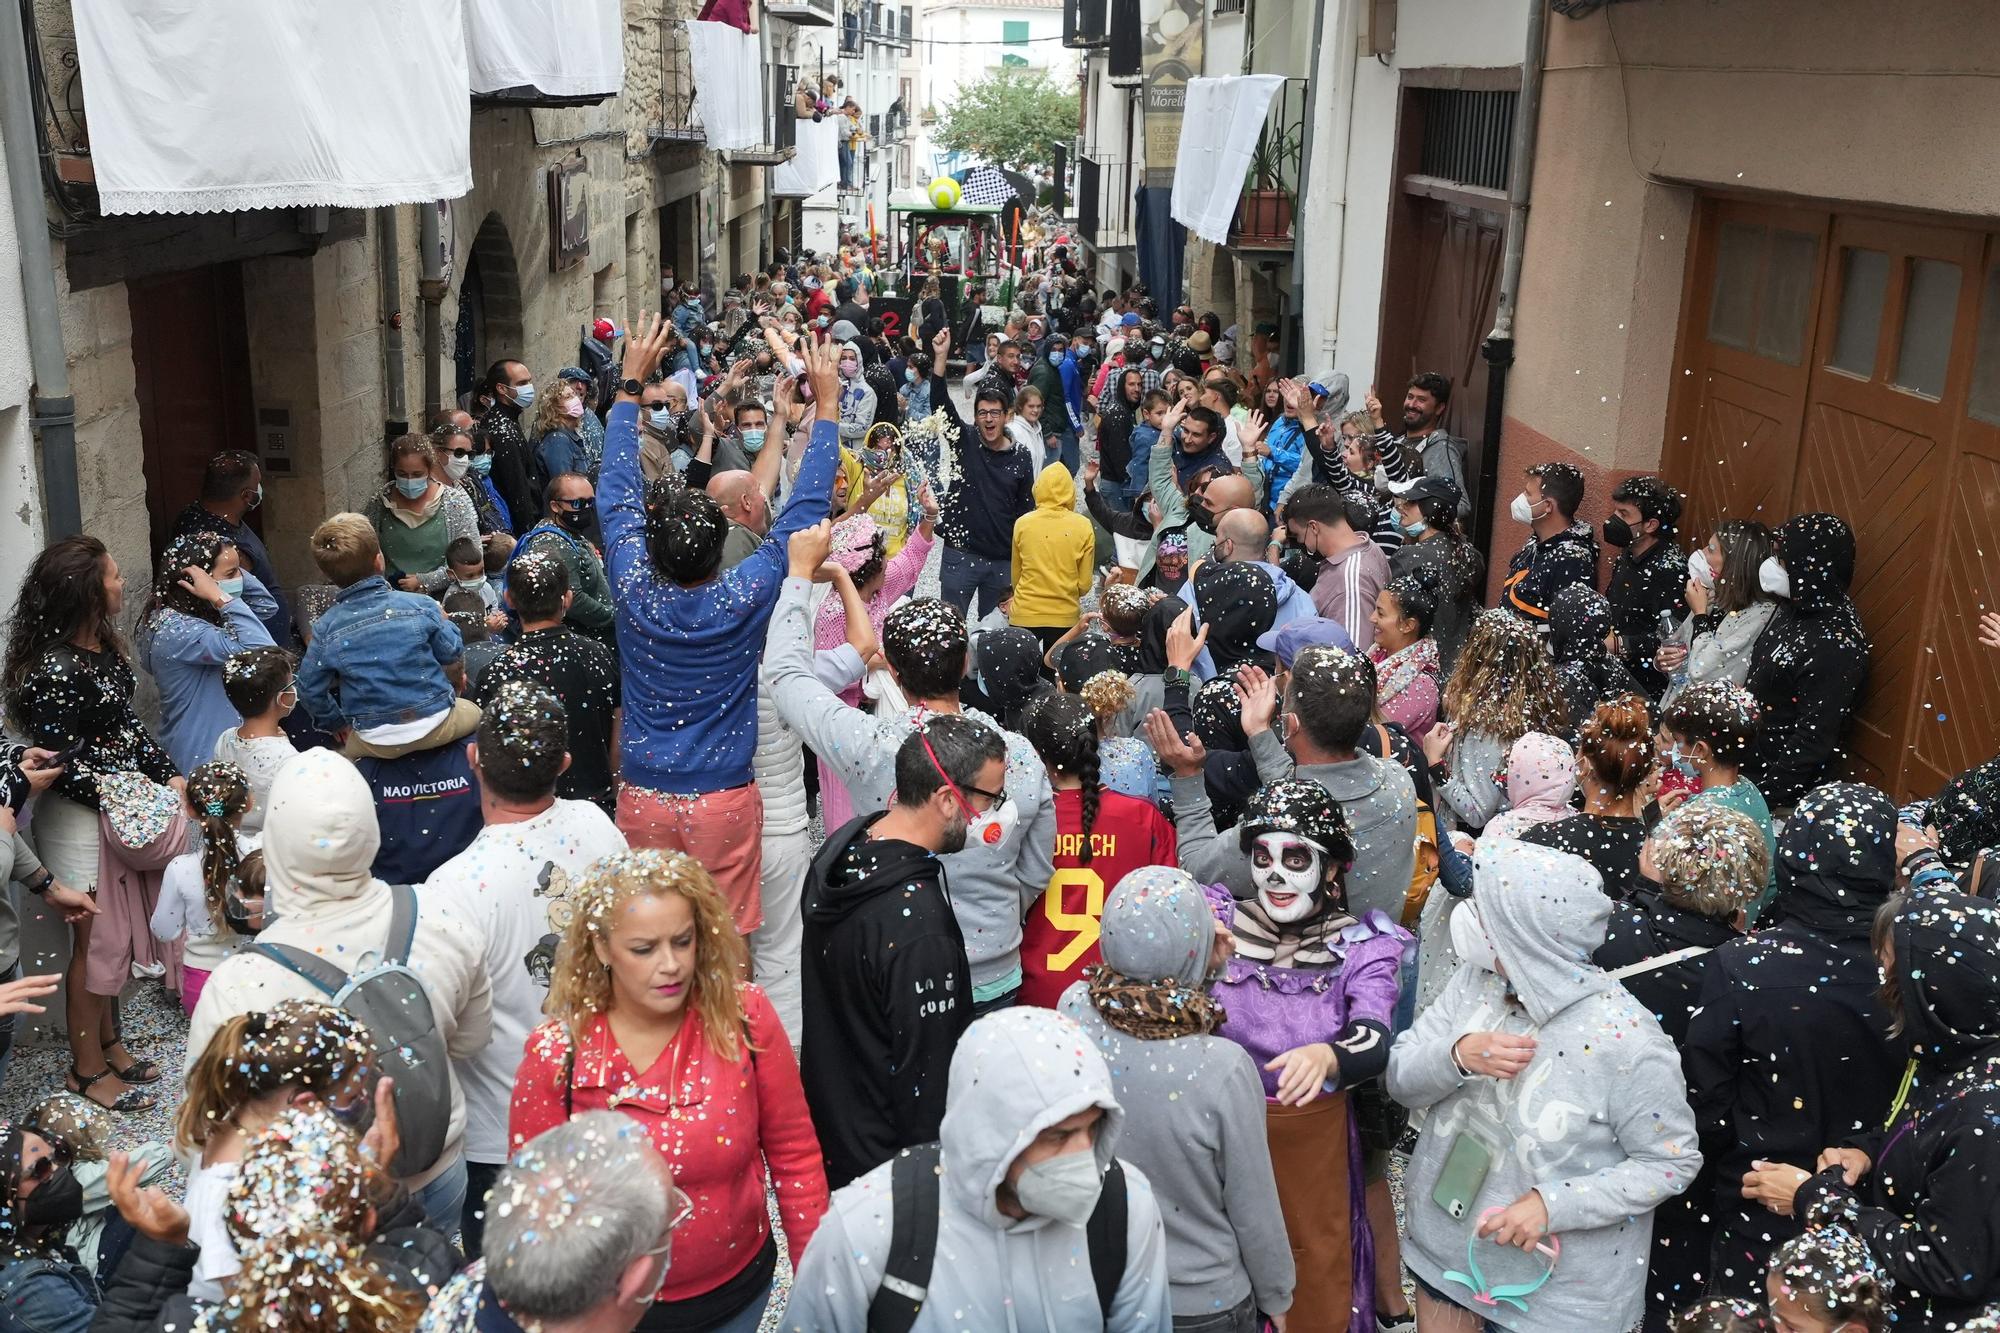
[1169,75,1287,245]
[465,0,623,99]
[686,21,765,152]
[74,0,471,215]
[774,117,841,197]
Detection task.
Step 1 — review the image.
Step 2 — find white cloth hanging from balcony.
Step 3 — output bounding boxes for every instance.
[1169,75,1288,244]
[685,21,765,151]
[464,0,623,100]
[775,117,842,197]
[73,0,471,215]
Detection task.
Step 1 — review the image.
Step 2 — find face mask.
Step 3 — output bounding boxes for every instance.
[1401,517,1427,539]
[328,1088,377,1138]
[906,367,920,384]
[1759,556,1791,599]
[815,316,830,329]
[456,577,487,593]
[1662,742,1700,781]
[443,455,471,482]
[969,795,1019,849]
[1250,832,1324,923]
[1449,903,1501,975]
[216,576,244,598]
[1602,515,1635,548]
[840,360,861,379]
[562,398,585,420]
[511,382,537,410]
[1687,549,1715,589]
[1013,1148,1103,1228]
[648,407,674,432]
[246,484,264,511]
[394,476,430,499]
[740,428,767,453]
[1509,492,1539,525]
[22,1163,84,1231]
[470,454,494,478]
[556,500,595,529]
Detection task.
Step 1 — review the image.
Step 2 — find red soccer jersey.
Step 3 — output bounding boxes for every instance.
[1018,787,1179,1008]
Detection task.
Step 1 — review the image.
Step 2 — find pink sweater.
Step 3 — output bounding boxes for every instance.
[813,525,934,705]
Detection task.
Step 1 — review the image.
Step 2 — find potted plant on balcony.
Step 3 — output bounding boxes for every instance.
[1235,119,1300,241]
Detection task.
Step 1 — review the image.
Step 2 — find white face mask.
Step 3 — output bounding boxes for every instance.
[1759,556,1791,599]
[455,577,487,593]
[1449,902,1501,975]
[443,455,471,482]
[1509,492,1541,525]
[968,795,1019,849]
[1013,1148,1103,1227]
[1687,548,1714,589]
[1250,832,1324,923]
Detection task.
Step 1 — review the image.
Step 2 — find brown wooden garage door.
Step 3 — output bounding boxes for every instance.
[1664,198,2000,800]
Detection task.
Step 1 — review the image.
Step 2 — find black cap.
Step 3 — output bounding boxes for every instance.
[1388,474,1463,510]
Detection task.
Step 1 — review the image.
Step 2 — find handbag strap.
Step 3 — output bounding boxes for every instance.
[1605,945,1711,982]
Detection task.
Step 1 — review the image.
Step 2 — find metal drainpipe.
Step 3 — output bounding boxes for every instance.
[418,202,446,421]
[0,0,80,538]
[1475,0,1549,558]
[1295,0,1357,374]
[376,208,409,440]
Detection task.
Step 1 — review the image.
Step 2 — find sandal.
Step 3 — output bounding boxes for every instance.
[67,1066,156,1114]
[106,1030,161,1085]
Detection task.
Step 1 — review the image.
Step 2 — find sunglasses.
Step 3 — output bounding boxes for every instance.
[19,1141,72,1188]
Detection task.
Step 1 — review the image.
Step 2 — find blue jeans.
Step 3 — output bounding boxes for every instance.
[1054,429,1081,474]
[0,964,20,1095]
[0,1253,97,1333]
[416,1154,468,1237]
[940,546,1011,620]
[1173,1293,1258,1332]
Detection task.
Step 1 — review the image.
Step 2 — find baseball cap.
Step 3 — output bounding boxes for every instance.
[1387,474,1464,511]
[591,318,622,341]
[1254,616,1357,667]
[557,366,591,385]
[829,319,861,341]
[1213,340,1236,365]
[1121,311,1141,327]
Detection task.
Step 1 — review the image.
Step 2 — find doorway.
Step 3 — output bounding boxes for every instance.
[127,263,256,555]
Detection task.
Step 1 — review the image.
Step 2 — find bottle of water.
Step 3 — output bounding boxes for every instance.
[1660,609,1688,692]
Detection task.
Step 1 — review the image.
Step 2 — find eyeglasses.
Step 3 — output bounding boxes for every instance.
[963,785,1007,813]
[638,1185,696,1259]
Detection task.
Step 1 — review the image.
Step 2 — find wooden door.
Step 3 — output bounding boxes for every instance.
[128,263,257,556]
[1661,200,1828,542]
[1791,217,1986,791]
[1392,196,1504,447]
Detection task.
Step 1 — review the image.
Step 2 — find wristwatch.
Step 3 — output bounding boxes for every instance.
[23,869,52,897]
[1164,667,1193,690]
[619,377,644,398]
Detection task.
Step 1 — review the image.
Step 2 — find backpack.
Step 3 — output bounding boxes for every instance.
[1376,724,1440,927]
[866,1142,1126,1333]
[252,883,450,1179]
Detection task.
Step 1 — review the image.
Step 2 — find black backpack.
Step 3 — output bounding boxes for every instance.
[252,883,450,1179]
[865,1142,1126,1333]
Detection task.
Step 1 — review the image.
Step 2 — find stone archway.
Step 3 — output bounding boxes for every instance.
[459,211,526,398]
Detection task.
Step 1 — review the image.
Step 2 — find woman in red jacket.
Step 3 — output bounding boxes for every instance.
[510,848,827,1331]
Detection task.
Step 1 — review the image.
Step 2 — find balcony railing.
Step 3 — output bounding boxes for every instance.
[839,5,865,55]
[766,0,838,26]
[649,22,703,142]
[1079,152,1133,249]
[728,62,801,165]
[1229,77,1306,248]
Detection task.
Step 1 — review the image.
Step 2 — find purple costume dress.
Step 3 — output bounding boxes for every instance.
[1206,884,1410,1333]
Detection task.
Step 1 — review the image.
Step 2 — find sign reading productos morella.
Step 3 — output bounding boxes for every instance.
[1142,0,1204,186]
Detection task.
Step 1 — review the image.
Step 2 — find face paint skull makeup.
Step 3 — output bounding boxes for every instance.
[1250,831,1327,923]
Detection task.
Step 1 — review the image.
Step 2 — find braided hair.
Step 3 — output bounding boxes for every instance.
[186,761,252,936]
[1023,692,1102,865]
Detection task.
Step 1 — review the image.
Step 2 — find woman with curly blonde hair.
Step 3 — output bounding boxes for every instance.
[509,849,827,1331]
[528,374,587,490]
[1423,607,1569,833]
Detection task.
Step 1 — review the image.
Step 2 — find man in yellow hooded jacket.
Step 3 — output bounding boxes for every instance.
[1010,463,1097,654]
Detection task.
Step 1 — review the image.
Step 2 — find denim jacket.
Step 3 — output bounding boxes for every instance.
[296,575,463,733]
[0,1252,96,1333]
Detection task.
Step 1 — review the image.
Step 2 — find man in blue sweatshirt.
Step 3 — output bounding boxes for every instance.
[924,327,1035,620]
[599,312,841,933]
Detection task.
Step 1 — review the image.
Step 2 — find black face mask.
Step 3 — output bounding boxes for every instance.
[1190,504,1219,536]
[1602,515,1635,548]
[22,1165,83,1231]
[555,502,595,531]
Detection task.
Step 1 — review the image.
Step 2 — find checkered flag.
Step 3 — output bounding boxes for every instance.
[961,166,1012,206]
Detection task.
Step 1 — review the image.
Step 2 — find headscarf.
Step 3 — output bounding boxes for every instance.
[1086,868,1228,1039]
[1771,782,1898,941]
[1927,755,2000,872]
[969,628,1052,731]
[1483,732,1579,841]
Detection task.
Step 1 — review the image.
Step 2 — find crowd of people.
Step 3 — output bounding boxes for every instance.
[0,238,1990,1333]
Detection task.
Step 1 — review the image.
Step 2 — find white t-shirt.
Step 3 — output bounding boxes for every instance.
[210,730,299,836]
[152,833,259,973]
[184,1157,240,1303]
[422,800,627,1163]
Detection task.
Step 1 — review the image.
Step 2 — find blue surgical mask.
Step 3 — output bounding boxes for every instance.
[906,367,919,383]
[648,407,673,431]
[470,454,494,477]
[741,428,767,452]
[1401,518,1427,539]
[511,382,537,410]
[394,476,430,499]
[216,576,244,597]
[1662,743,1700,780]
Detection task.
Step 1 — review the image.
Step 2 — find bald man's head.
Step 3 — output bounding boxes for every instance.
[706,470,769,535]
[1200,473,1256,520]
[1214,506,1269,559]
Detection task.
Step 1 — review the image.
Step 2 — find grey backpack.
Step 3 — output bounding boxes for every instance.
[252,883,450,1178]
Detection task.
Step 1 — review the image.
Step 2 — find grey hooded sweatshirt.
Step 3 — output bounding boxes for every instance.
[1057,868,1294,1321]
[1387,839,1701,1333]
[766,576,1057,998]
[785,1007,1175,1331]
[1174,748,1417,924]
